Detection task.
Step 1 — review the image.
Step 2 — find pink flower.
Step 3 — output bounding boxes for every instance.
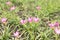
[10,6,16,11]
[1,18,7,23]
[54,22,59,27]
[48,23,55,29]
[14,31,19,37]
[33,17,39,22]
[6,1,11,5]
[48,23,55,27]
[20,20,27,24]
[28,17,33,23]
[36,6,41,10]
[54,28,60,34]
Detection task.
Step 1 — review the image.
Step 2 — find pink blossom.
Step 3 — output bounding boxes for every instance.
[14,31,19,37]
[36,6,41,10]
[10,6,16,11]
[54,22,59,27]
[1,18,7,23]
[20,20,27,24]
[54,28,60,34]
[48,23,55,27]
[6,1,11,5]
[33,17,39,22]
[28,17,33,23]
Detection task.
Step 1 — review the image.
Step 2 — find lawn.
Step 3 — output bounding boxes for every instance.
[0,0,60,40]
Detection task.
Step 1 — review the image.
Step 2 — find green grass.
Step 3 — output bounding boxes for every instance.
[0,0,60,40]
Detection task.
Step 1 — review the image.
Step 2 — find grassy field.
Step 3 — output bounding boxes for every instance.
[0,0,60,40]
